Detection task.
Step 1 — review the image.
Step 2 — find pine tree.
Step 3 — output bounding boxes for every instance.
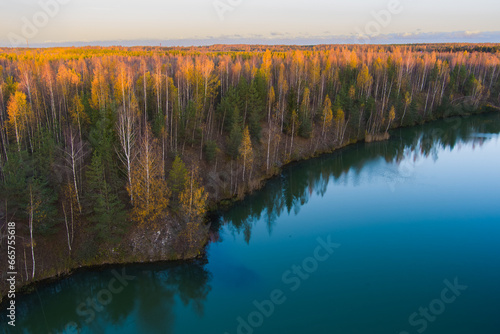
[168,155,188,206]
[85,152,126,241]
[227,108,243,159]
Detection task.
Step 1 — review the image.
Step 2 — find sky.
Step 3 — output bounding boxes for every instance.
[0,0,499,47]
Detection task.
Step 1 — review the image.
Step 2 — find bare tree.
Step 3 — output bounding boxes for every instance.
[62,127,85,213]
[117,96,139,204]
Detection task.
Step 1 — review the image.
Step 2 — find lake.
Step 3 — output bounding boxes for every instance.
[3,113,500,334]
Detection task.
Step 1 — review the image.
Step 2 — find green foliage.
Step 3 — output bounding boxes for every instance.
[217,86,240,133]
[227,122,242,159]
[0,148,30,219]
[246,81,266,141]
[204,140,218,163]
[168,156,188,205]
[85,152,127,242]
[298,112,312,138]
[29,177,58,235]
[88,106,122,191]
[33,128,56,181]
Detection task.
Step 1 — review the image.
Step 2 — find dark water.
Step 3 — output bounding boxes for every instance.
[2,113,500,334]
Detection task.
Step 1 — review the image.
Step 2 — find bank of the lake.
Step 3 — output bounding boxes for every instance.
[0,105,497,308]
[3,110,500,333]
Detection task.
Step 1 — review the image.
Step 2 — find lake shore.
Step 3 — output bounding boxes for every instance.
[2,105,497,305]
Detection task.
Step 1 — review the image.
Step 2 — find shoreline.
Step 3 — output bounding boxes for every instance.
[1,107,497,304]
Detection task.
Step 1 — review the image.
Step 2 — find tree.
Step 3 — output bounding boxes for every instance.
[334,107,346,143]
[61,181,79,254]
[298,87,312,139]
[168,155,188,206]
[128,125,170,229]
[401,92,412,126]
[179,165,208,246]
[357,64,373,98]
[90,61,109,112]
[85,152,126,242]
[239,126,253,182]
[289,110,300,156]
[227,107,243,159]
[62,127,85,213]
[117,93,139,204]
[204,140,218,163]
[0,149,29,219]
[266,86,275,172]
[386,106,396,133]
[321,95,333,139]
[7,91,32,151]
[69,95,89,143]
[27,183,37,279]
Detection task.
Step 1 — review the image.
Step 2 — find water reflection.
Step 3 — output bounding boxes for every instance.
[217,113,500,243]
[7,259,211,333]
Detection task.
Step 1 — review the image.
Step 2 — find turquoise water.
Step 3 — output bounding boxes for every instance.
[3,113,500,334]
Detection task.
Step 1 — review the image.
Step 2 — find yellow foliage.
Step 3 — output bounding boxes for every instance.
[322,95,333,130]
[389,106,396,123]
[70,96,89,128]
[7,91,32,150]
[335,108,345,125]
[128,125,170,229]
[239,126,254,181]
[357,64,372,91]
[180,166,208,222]
[179,165,208,246]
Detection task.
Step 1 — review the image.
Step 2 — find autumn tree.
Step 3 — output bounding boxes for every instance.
[128,125,170,229]
[239,126,253,182]
[401,92,412,126]
[168,155,188,207]
[334,107,346,143]
[386,106,396,133]
[357,64,373,98]
[7,91,32,151]
[62,127,85,213]
[289,110,300,156]
[179,165,208,246]
[321,95,333,139]
[117,93,139,204]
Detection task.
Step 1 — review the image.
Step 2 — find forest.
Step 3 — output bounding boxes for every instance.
[0,44,499,297]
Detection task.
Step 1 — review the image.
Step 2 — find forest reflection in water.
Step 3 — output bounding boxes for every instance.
[216,113,500,244]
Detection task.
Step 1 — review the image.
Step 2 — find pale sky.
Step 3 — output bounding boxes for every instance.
[1,0,499,46]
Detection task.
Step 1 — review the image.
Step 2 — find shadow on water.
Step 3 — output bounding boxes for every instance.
[215,112,500,243]
[2,259,211,334]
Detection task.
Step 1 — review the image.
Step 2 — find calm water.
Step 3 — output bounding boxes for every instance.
[3,113,500,334]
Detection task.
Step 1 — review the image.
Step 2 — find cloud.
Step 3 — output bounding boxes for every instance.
[464,30,481,36]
